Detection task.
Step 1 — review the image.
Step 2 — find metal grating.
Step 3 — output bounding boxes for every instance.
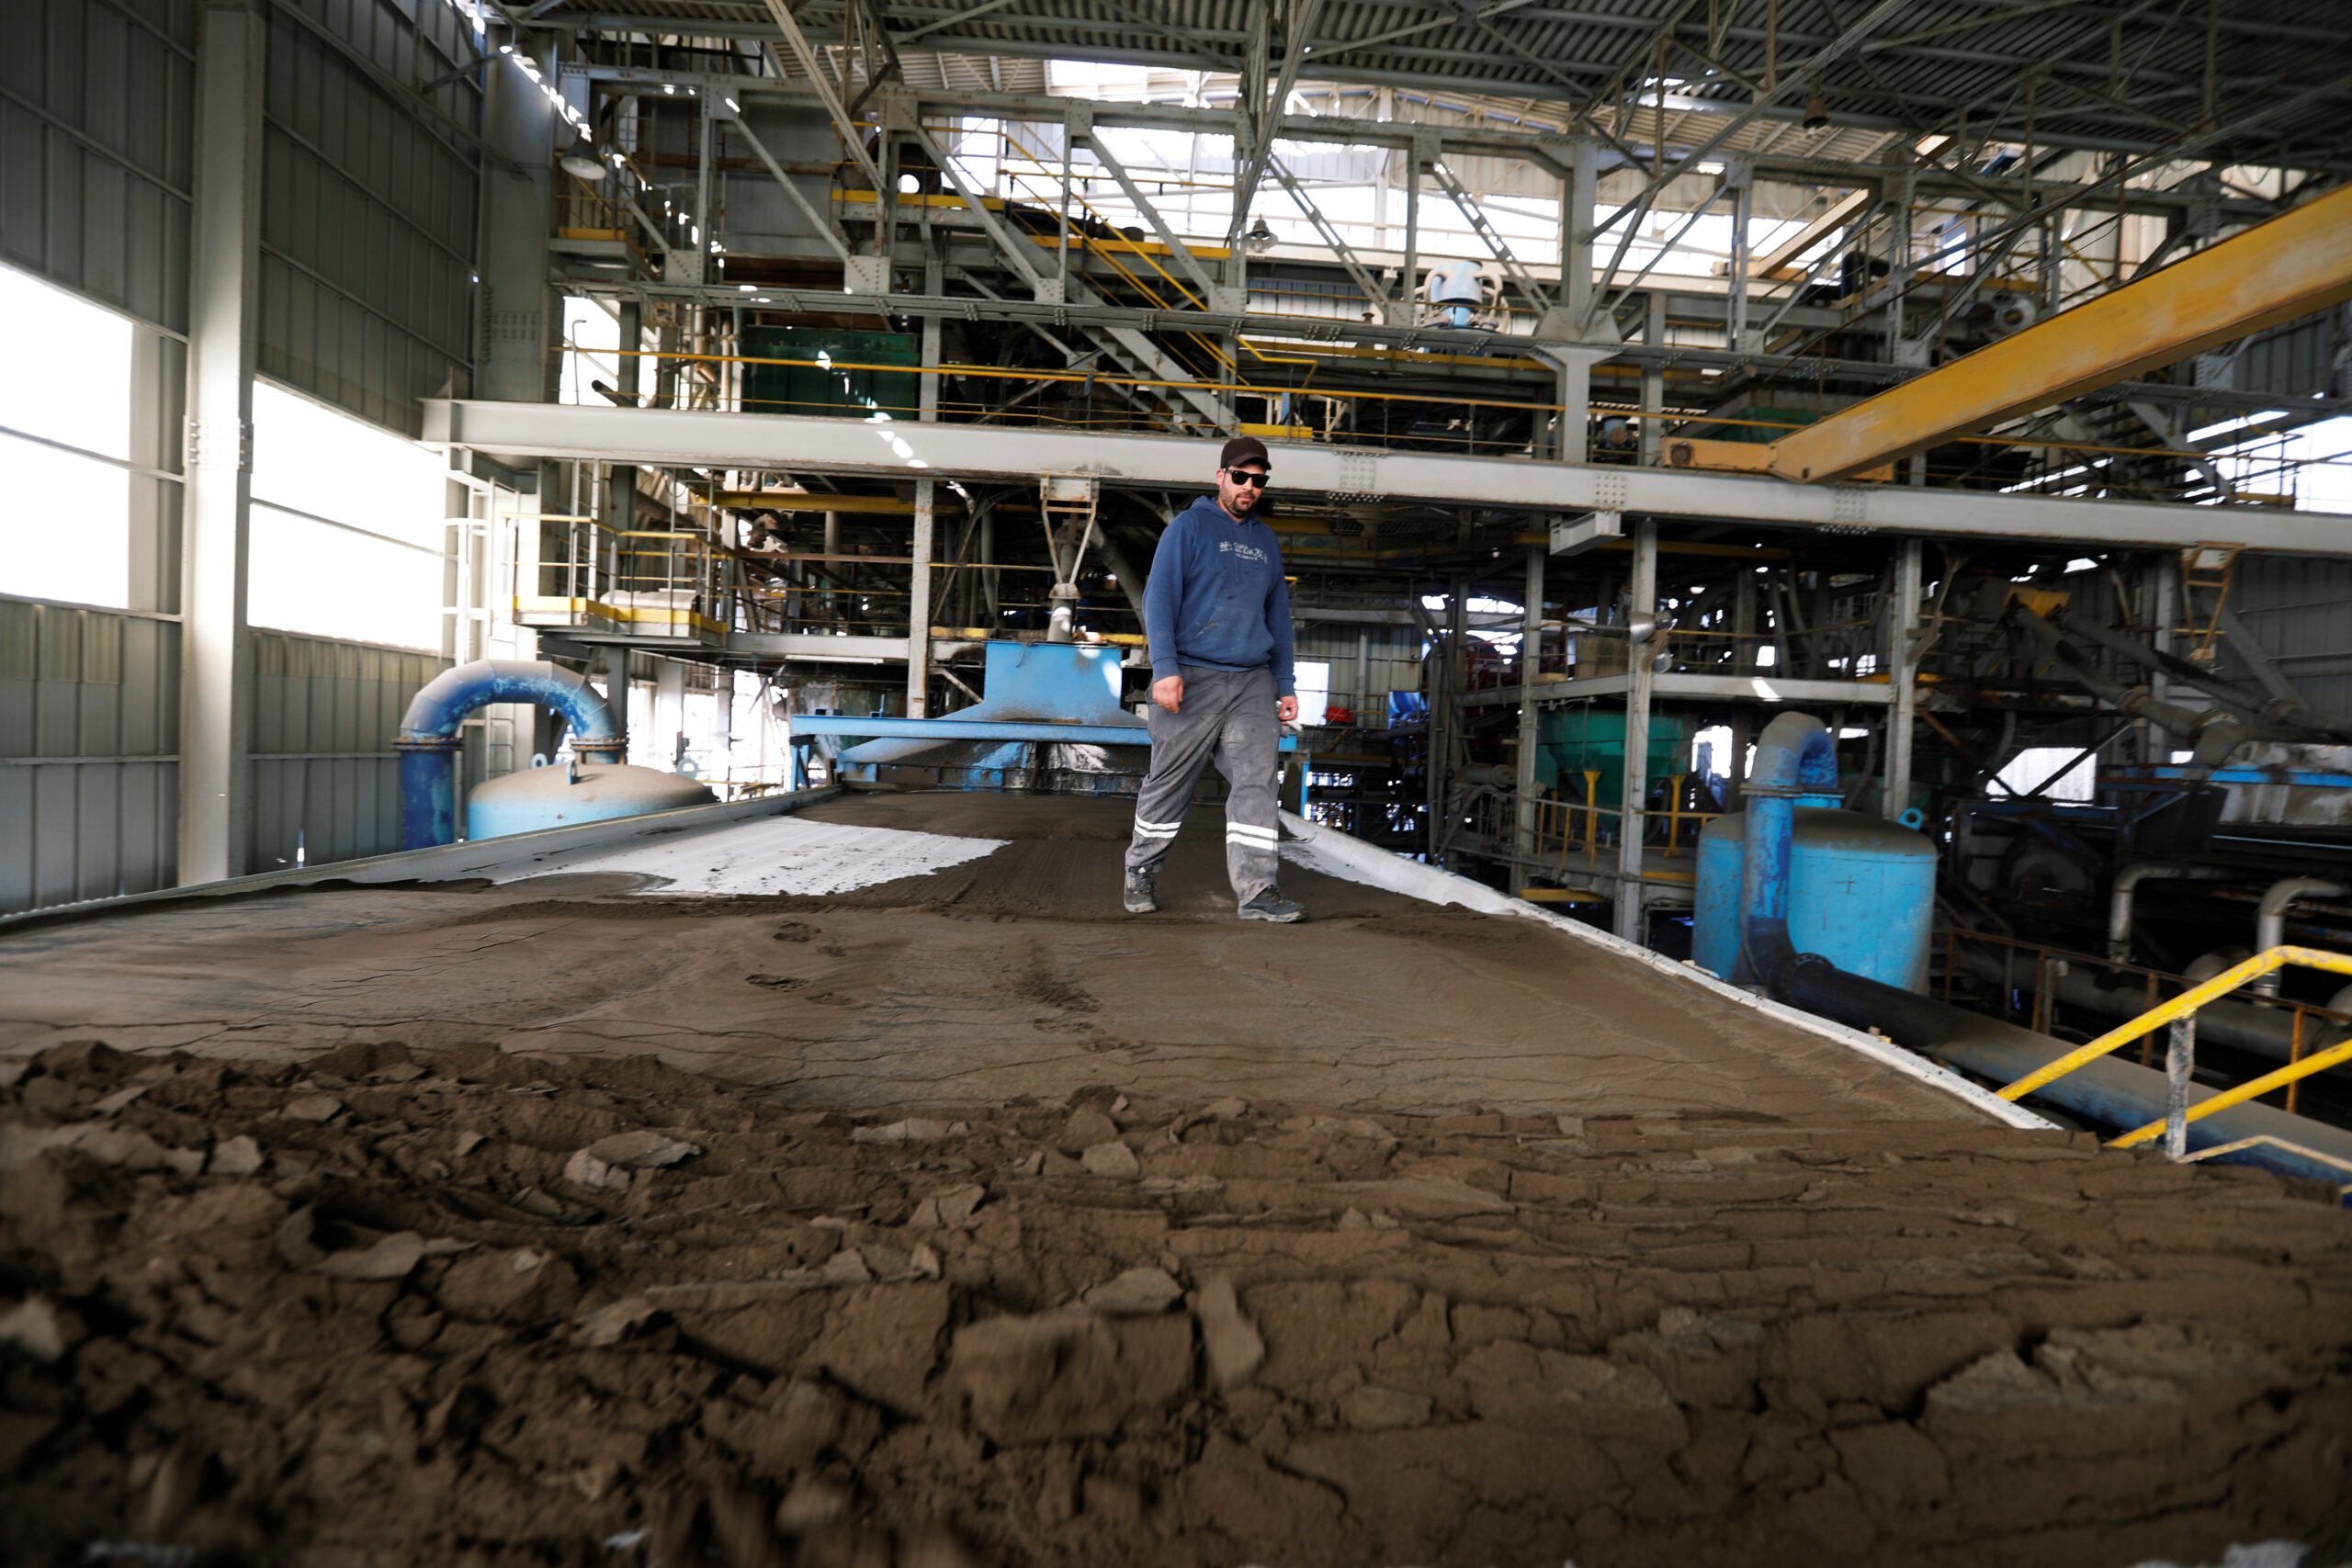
[542,0,2352,170]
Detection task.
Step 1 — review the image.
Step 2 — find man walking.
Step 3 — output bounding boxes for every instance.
[1122,435,1306,923]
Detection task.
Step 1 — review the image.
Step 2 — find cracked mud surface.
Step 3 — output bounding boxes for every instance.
[3,1039,2348,1567]
[4,795,2350,1563]
[0,796,1962,1123]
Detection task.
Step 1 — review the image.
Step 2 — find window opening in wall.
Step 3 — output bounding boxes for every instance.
[1293,659,1331,726]
[560,296,625,406]
[1994,745,2098,803]
[248,380,446,649]
[0,264,133,608]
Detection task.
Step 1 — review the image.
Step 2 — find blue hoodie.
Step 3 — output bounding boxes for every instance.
[1142,495,1296,697]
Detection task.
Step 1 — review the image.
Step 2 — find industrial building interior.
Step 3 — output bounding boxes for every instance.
[6,0,2352,1562]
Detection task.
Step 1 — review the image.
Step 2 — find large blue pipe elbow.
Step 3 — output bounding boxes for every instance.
[394,659,626,850]
[1737,711,1840,992]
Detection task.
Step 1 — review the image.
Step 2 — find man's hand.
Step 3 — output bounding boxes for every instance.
[1152,675,1185,714]
[1276,694,1300,724]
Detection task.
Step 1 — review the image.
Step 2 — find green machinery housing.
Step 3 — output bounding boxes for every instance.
[741,326,920,420]
[1532,709,1691,810]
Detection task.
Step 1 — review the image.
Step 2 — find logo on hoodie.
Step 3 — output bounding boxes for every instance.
[1218,539,1270,565]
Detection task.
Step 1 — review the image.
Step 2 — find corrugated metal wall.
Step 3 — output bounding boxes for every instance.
[249,628,447,874]
[0,601,182,912]
[0,614,449,910]
[0,0,198,333]
[258,0,482,434]
[2229,315,2342,401]
[2220,556,2352,719]
[1295,622,1424,717]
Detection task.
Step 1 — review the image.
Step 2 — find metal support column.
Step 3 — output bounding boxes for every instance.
[1434,583,1467,864]
[1511,543,1544,893]
[908,273,941,716]
[1639,293,1665,466]
[821,509,842,626]
[2145,552,2179,762]
[481,40,556,404]
[1614,520,1658,942]
[178,0,263,885]
[1725,160,1754,353]
[1394,143,1421,326]
[1884,536,1922,820]
[1549,139,1600,461]
[653,657,686,768]
[599,646,632,755]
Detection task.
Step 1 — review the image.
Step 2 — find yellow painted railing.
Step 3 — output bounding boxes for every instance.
[1995,944,2352,1156]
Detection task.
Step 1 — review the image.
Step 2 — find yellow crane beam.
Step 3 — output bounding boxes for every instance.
[1765,185,2352,484]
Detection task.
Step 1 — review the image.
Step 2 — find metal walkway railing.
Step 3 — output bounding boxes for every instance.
[1996,944,2352,1156]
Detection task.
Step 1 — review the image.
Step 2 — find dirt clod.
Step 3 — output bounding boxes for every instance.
[2,858,2349,1567]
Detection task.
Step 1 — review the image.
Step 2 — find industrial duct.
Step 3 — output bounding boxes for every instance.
[395,659,627,851]
[1736,712,1839,993]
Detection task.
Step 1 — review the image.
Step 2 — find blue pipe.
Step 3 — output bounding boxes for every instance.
[1737,711,1840,989]
[395,659,626,850]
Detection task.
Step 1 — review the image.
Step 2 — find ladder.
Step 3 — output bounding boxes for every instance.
[2178,541,2244,665]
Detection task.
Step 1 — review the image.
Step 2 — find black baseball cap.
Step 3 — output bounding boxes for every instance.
[1219,434,1271,470]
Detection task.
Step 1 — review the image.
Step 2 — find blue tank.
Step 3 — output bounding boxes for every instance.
[1692,807,1936,991]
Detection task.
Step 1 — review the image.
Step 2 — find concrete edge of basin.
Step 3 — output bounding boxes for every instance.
[1277,810,2056,1133]
[0,786,843,939]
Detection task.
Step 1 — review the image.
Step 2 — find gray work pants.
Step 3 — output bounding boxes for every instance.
[1125,664,1282,903]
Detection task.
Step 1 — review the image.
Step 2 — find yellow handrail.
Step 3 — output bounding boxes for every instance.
[2109,1035,2352,1149]
[1997,942,2352,1105]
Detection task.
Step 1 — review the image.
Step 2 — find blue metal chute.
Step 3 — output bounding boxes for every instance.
[796,641,1153,794]
[395,659,628,849]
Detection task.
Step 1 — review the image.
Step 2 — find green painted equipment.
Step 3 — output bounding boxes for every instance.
[1532,710,1690,808]
[741,326,919,421]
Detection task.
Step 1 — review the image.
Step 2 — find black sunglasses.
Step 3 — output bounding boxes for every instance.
[1224,468,1272,488]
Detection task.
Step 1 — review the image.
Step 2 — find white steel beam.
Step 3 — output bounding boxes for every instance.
[422,400,2352,557]
[1613,519,1657,941]
[180,0,264,886]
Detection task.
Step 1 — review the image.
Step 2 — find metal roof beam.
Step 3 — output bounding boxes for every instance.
[421,399,2352,556]
[567,275,2346,419]
[557,65,2300,206]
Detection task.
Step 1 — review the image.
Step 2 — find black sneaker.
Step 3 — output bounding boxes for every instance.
[1238,888,1306,923]
[1123,865,1159,914]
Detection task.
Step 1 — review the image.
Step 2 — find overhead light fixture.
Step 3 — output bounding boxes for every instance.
[1245,218,1276,254]
[559,152,606,182]
[1803,92,1828,130]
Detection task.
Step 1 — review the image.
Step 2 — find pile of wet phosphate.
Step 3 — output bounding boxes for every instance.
[3,1037,2348,1566]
